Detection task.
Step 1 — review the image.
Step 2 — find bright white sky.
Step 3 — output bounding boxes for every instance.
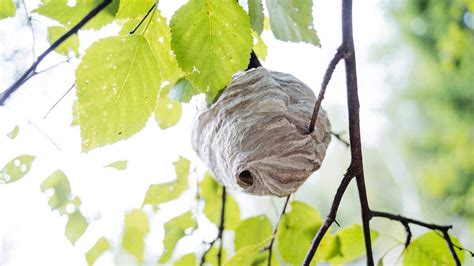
[1,0,459,265]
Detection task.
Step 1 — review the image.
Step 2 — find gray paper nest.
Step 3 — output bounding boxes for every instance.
[192,67,331,197]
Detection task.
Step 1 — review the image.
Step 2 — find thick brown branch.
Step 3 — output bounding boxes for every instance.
[308,47,345,133]
[303,169,354,265]
[266,195,291,266]
[0,0,113,106]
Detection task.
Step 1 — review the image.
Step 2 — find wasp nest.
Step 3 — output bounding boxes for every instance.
[192,67,331,197]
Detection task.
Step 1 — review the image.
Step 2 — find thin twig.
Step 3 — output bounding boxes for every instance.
[35,59,70,75]
[303,169,354,265]
[43,84,75,119]
[200,187,227,266]
[265,195,291,266]
[0,0,113,106]
[20,0,36,60]
[308,47,345,133]
[129,3,156,34]
[371,211,462,265]
[331,131,350,147]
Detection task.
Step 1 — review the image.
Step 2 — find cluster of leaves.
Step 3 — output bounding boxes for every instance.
[9,0,321,152]
[391,0,474,222]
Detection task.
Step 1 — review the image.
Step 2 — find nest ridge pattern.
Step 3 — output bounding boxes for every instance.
[192,67,331,196]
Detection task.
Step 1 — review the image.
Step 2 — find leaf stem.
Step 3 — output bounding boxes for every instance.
[265,195,291,266]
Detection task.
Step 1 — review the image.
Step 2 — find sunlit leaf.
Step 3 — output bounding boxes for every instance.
[154,96,182,129]
[170,0,253,99]
[47,26,79,57]
[104,160,128,170]
[0,155,35,184]
[265,0,320,45]
[116,0,155,18]
[143,156,190,207]
[34,0,119,30]
[200,172,241,230]
[41,170,74,213]
[6,125,19,139]
[75,35,160,151]
[225,237,271,266]
[403,231,464,266]
[121,209,149,263]
[65,211,88,244]
[204,245,227,266]
[325,224,379,263]
[235,215,272,250]
[253,32,267,60]
[0,0,15,18]
[120,10,183,95]
[85,237,110,266]
[160,211,197,263]
[248,0,264,34]
[276,201,323,265]
[71,100,79,126]
[174,253,197,266]
[168,78,199,103]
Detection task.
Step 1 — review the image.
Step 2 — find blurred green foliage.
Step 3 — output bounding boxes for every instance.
[391,0,474,221]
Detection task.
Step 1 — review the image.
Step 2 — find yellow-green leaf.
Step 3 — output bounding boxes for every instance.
[0,0,15,18]
[168,78,199,103]
[75,35,160,151]
[143,156,190,207]
[47,26,79,57]
[160,211,196,263]
[174,253,197,266]
[403,231,464,266]
[253,31,268,60]
[65,211,88,244]
[170,0,253,99]
[6,125,19,139]
[104,160,128,170]
[235,215,272,250]
[41,170,74,213]
[0,155,35,184]
[225,237,271,266]
[121,209,149,262]
[85,237,110,266]
[116,0,155,18]
[154,96,182,129]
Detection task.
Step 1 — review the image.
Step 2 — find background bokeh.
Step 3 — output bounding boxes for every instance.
[0,0,472,265]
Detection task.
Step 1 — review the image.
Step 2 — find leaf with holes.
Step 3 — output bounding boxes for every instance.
[154,96,182,129]
[122,209,149,263]
[160,211,196,263]
[34,0,118,30]
[41,170,81,215]
[170,0,253,100]
[48,26,79,57]
[0,0,15,18]
[403,231,464,266]
[265,0,320,45]
[0,155,35,184]
[85,237,110,266]
[76,35,160,151]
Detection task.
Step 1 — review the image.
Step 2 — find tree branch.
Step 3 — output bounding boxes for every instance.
[309,46,345,132]
[265,195,291,266]
[129,3,156,34]
[0,0,113,106]
[331,131,350,147]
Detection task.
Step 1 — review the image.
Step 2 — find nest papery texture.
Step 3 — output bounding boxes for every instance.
[192,67,331,196]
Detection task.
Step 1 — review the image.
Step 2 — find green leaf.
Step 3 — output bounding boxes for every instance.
[121,209,149,262]
[276,201,323,265]
[403,231,464,266]
[0,155,35,184]
[204,245,227,266]
[104,160,128,170]
[71,100,79,126]
[154,96,182,129]
[41,170,75,213]
[248,0,264,34]
[65,211,88,244]
[6,125,19,139]
[235,215,272,250]
[143,156,190,207]
[168,78,199,103]
[116,0,155,18]
[174,253,197,266]
[265,0,320,45]
[34,0,119,30]
[47,26,79,57]
[0,0,15,18]
[160,211,197,263]
[225,237,271,266]
[120,10,183,95]
[170,0,253,99]
[253,32,267,61]
[200,172,241,230]
[75,35,160,151]
[324,224,379,263]
[85,237,110,266]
